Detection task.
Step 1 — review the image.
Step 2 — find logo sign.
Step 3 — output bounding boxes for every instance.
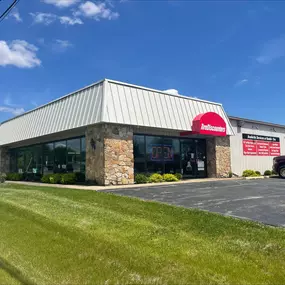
[242,133,281,156]
[192,112,227,136]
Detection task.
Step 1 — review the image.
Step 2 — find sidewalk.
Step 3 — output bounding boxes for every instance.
[6,177,243,191]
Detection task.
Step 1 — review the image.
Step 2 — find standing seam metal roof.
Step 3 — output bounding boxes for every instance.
[0,79,234,146]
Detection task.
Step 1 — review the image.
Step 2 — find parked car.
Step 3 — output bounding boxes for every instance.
[273,156,285,178]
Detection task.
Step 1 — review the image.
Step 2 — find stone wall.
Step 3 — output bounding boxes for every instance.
[85,124,134,186]
[0,147,10,173]
[206,136,231,178]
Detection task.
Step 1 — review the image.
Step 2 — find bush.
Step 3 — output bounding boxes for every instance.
[0,173,6,183]
[264,170,272,176]
[255,171,261,176]
[174,173,183,180]
[149,173,163,183]
[75,172,85,183]
[61,173,76,184]
[6,173,23,181]
[135,174,149,184]
[49,174,62,184]
[242,170,260,177]
[229,171,233,178]
[41,174,52,183]
[163,174,178,182]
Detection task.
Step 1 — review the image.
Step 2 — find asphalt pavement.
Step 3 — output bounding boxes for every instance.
[102,178,285,227]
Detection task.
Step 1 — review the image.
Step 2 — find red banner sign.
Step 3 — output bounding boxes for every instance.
[243,134,281,156]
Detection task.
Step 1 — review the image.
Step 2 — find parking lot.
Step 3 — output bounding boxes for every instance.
[103,178,285,227]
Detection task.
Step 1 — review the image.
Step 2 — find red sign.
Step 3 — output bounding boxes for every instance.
[242,133,281,156]
[181,112,227,137]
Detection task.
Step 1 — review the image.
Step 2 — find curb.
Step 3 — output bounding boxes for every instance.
[244,176,270,180]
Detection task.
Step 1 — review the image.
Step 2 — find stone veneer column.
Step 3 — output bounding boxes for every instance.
[85,124,134,186]
[0,147,10,173]
[206,136,231,178]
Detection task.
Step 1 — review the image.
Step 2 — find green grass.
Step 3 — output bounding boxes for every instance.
[0,184,285,285]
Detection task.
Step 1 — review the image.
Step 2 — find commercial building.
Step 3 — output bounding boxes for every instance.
[0,79,283,185]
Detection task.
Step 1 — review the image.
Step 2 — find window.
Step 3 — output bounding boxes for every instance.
[164,137,180,174]
[134,135,145,173]
[81,137,86,173]
[43,143,54,174]
[67,138,81,173]
[146,136,164,174]
[54,141,67,173]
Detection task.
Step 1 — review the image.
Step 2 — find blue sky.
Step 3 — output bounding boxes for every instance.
[1,0,285,124]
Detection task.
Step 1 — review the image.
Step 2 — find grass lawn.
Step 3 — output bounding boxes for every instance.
[0,184,285,285]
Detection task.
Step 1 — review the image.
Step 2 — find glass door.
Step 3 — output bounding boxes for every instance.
[180,139,207,178]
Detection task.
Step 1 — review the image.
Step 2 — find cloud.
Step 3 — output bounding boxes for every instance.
[234,79,248,87]
[30,12,57,25]
[163,89,179,95]
[59,16,83,25]
[10,8,22,22]
[0,106,25,116]
[42,0,79,8]
[256,35,285,64]
[76,1,119,20]
[52,39,73,52]
[3,96,19,107]
[0,40,41,68]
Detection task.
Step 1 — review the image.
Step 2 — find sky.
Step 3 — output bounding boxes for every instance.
[1,0,285,124]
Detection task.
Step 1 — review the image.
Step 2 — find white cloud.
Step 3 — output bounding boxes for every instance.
[59,16,83,25]
[234,79,248,87]
[0,106,25,116]
[52,39,73,52]
[163,89,179,95]
[0,40,41,68]
[76,1,119,20]
[42,0,79,8]
[256,35,285,64]
[30,12,57,25]
[10,8,22,22]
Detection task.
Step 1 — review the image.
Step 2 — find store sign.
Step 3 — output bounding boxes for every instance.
[191,112,227,136]
[242,133,281,156]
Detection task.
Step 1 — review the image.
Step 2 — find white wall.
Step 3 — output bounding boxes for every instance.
[230,119,285,175]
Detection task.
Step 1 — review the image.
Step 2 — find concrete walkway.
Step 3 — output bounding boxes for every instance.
[5,177,243,191]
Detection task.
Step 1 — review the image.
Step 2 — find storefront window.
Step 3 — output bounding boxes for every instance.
[146,136,164,174]
[43,143,54,174]
[54,141,67,173]
[164,138,180,174]
[134,135,146,173]
[67,138,81,173]
[81,137,86,173]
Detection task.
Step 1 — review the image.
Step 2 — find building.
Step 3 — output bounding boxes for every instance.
[0,79,283,185]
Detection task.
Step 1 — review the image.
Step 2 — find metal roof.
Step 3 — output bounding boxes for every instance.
[0,79,234,146]
[229,116,285,129]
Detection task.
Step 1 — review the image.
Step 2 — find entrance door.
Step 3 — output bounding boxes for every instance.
[180,139,207,178]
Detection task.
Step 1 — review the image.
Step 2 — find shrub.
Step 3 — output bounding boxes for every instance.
[255,171,261,176]
[229,171,233,178]
[61,173,76,185]
[264,170,272,176]
[49,174,62,184]
[41,174,52,183]
[6,173,23,181]
[135,174,149,184]
[242,170,258,177]
[75,172,85,183]
[0,173,6,183]
[149,173,163,183]
[174,173,183,180]
[163,174,178,182]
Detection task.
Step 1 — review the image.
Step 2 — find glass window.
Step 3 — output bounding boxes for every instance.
[134,135,145,173]
[43,143,54,174]
[67,138,81,173]
[164,138,180,174]
[146,136,164,174]
[10,149,17,173]
[30,145,43,175]
[54,141,67,173]
[81,137,86,173]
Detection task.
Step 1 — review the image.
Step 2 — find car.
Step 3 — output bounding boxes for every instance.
[273,156,285,178]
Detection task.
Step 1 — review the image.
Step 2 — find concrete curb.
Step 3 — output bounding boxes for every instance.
[244,176,270,180]
[5,177,244,191]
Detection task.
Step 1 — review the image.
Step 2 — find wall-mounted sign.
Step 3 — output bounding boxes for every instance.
[180,112,227,137]
[242,133,281,156]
